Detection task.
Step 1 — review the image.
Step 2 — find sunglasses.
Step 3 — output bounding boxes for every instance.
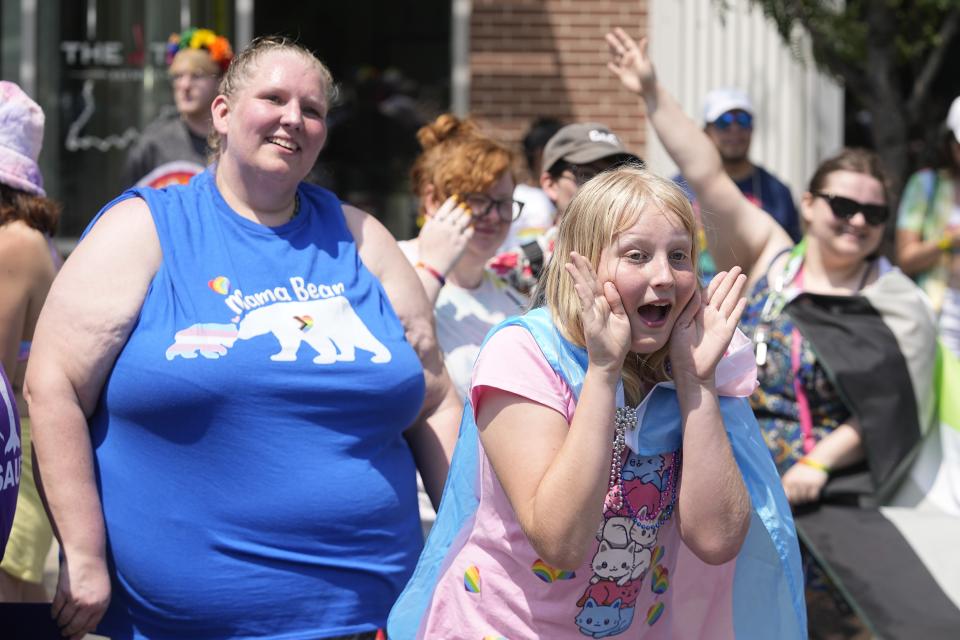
[813,192,889,226]
[712,111,753,130]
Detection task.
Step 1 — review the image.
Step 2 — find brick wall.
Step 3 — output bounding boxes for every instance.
[470,0,648,180]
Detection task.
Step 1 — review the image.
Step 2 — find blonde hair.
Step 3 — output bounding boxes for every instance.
[410,114,513,213]
[208,36,338,158]
[540,165,700,404]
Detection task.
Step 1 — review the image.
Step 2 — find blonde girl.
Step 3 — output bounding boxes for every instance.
[390,166,805,639]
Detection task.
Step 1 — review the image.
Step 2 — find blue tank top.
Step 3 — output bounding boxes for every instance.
[89,169,426,639]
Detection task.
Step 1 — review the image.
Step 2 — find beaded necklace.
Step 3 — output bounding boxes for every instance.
[607,405,681,535]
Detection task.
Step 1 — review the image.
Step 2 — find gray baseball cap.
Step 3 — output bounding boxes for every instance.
[542,122,639,173]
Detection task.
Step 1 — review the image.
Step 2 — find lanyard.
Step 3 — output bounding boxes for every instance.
[754,239,874,454]
[753,240,806,367]
[788,269,817,454]
[753,240,814,452]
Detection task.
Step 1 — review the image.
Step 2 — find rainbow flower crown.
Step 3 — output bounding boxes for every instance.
[166,28,233,72]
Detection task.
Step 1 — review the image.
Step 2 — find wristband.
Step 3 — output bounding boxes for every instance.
[938,236,952,252]
[415,261,446,287]
[797,456,830,474]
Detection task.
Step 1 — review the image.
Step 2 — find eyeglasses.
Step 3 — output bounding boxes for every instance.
[712,111,753,131]
[462,193,525,222]
[813,192,889,226]
[560,167,601,187]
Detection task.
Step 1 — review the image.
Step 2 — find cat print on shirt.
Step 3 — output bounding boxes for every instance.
[575,597,636,638]
[574,450,678,637]
[591,515,654,585]
[622,454,668,491]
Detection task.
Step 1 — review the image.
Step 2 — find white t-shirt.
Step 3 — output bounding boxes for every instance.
[397,240,528,398]
[499,183,556,253]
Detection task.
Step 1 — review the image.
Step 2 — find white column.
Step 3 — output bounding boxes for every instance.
[235,0,254,50]
[19,0,37,96]
[647,0,843,198]
[450,0,471,116]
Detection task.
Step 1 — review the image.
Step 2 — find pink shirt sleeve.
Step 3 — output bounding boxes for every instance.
[470,325,576,423]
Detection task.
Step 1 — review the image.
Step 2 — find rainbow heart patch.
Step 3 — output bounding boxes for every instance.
[651,545,664,565]
[463,565,481,593]
[531,559,575,583]
[208,276,230,295]
[651,565,669,594]
[646,601,665,625]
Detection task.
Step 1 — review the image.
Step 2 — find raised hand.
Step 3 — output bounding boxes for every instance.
[417,195,474,276]
[669,267,748,388]
[605,28,656,97]
[564,251,632,372]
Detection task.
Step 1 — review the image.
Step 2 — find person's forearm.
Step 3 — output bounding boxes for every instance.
[675,383,751,565]
[804,422,864,472]
[642,83,726,192]
[29,381,107,562]
[407,370,460,511]
[402,299,459,510]
[898,238,947,276]
[522,366,619,570]
[411,266,444,306]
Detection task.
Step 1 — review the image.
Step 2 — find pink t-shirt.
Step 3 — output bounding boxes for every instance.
[418,326,720,639]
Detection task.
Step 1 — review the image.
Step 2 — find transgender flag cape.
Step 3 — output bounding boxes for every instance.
[388,308,806,639]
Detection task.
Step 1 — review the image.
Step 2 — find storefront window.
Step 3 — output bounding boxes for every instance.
[3,0,447,240]
[18,0,233,237]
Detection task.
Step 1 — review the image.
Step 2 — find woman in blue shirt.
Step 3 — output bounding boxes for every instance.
[27,37,460,640]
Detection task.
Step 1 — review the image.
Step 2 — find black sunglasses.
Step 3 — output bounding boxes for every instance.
[813,192,888,226]
[712,111,753,130]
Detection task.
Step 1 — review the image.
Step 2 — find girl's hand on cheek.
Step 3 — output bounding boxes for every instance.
[565,251,631,374]
[669,266,748,388]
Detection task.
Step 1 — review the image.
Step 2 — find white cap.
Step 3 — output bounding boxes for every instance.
[703,87,754,125]
[947,96,960,144]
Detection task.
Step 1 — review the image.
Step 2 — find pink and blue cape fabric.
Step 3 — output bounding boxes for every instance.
[389,308,806,638]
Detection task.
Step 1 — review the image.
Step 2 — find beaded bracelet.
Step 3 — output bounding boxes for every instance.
[798,456,830,474]
[415,261,446,287]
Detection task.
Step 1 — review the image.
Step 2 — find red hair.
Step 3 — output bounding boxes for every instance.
[410,114,513,213]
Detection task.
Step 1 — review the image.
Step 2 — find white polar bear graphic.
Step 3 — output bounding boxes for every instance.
[237,297,392,365]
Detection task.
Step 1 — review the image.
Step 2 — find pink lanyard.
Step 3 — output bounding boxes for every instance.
[788,267,817,454]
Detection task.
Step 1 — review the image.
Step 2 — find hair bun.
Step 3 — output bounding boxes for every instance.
[416,114,480,150]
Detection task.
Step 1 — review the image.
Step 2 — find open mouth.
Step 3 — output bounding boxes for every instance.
[267,136,300,152]
[637,302,671,327]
